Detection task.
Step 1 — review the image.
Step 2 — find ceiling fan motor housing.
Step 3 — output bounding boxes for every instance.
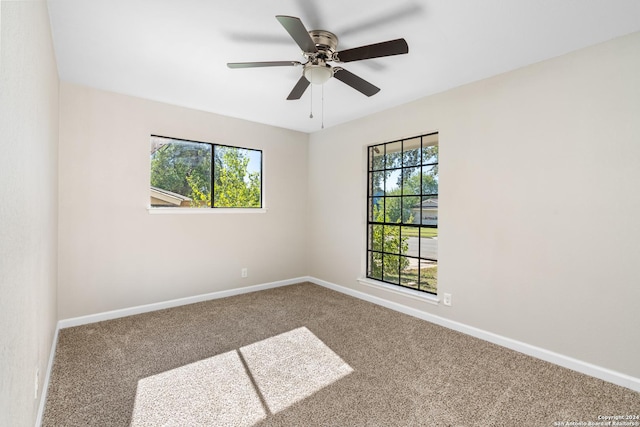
[308,30,339,54]
[303,30,339,84]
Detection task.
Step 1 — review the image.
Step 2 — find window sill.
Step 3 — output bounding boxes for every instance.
[148,207,268,215]
[357,277,440,305]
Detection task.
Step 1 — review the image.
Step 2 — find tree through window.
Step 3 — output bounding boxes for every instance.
[366,132,438,294]
[150,135,262,208]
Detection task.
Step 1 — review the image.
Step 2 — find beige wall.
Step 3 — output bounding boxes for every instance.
[308,32,640,378]
[3,8,637,424]
[0,1,59,426]
[58,83,309,319]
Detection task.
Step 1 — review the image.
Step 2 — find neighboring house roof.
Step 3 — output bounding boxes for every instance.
[413,198,438,209]
[150,186,191,206]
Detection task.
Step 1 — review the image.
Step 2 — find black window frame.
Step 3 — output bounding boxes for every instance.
[150,134,263,209]
[366,132,438,294]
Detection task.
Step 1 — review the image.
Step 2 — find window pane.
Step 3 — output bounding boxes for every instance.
[418,259,438,293]
[371,201,384,223]
[150,137,211,208]
[422,137,438,165]
[213,146,262,208]
[401,226,417,257]
[400,256,419,290]
[385,141,402,169]
[419,226,438,261]
[367,197,375,223]
[402,167,421,195]
[370,145,384,171]
[399,227,410,256]
[384,169,401,195]
[383,254,400,284]
[372,171,385,197]
[370,225,383,252]
[383,225,400,254]
[384,198,402,224]
[402,197,420,224]
[367,173,375,207]
[402,138,421,167]
[370,252,383,280]
[421,165,438,195]
[418,198,438,228]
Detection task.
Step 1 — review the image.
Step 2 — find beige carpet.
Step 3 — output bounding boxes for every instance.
[42,282,639,426]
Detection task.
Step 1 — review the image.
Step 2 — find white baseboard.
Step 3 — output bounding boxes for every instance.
[57,277,308,329]
[40,274,638,427]
[307,276,640,393]
[35,326,59,427]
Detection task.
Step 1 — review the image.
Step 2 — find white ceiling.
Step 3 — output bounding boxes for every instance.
[47,0,640,134]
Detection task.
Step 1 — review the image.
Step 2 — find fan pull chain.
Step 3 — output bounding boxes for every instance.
[309,85,314,119]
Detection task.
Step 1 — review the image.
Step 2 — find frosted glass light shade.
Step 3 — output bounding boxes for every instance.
[304,65,332,85]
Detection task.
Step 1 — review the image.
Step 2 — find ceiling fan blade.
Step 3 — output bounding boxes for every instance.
[276,15,318,53]
[336,38,408,63]
[333,68,380,97]
[287,76,310,100]
[227,61,301,69]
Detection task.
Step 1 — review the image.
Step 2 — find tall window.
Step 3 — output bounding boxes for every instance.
[150,135,262,208]
[366,132,438,294]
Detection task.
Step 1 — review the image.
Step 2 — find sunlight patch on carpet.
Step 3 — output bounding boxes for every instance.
[130,350,266,426]
[240,326,354,414]
[130,327,352,426]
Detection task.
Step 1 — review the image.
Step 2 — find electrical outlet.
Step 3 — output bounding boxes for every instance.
[241,268,248,278]
[443,293,452,307]
[35,368,39,399]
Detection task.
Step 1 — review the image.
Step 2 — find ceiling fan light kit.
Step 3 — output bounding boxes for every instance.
[304,65,333,85]
[227,15,408,100]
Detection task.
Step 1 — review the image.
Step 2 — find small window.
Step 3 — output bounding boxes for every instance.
[366,132,438,294]
[150,135,262,208]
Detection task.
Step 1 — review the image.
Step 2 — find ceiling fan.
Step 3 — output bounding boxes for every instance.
[227,15,408,100]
